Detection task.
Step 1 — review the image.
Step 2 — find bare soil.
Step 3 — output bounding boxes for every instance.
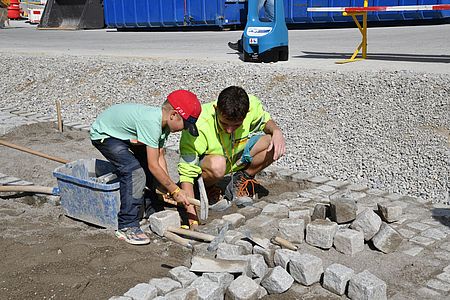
[0,123,299,300]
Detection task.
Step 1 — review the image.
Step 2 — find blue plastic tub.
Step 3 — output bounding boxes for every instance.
[104,0,450,29]
[53,159,120,229]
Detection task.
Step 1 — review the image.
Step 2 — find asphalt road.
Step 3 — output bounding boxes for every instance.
[0,20,449,73]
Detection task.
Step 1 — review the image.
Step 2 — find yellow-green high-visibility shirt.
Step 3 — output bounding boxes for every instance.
[178,95,271,184]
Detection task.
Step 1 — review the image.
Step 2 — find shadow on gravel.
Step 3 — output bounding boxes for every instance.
[296,51,450,63]
[431,207,450,228]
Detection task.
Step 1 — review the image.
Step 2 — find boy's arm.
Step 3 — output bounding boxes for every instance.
[158,148,169,175]
[263,119,286,160]
[146,146,190,207]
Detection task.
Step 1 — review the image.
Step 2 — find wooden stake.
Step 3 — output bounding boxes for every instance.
[56,100,63,132]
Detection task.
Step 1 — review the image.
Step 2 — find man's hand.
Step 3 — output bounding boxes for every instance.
[267,129,286,160]
[172,189,191,208]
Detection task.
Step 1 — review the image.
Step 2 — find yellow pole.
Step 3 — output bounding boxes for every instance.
[362,0,368,59]
[336,0,369,63]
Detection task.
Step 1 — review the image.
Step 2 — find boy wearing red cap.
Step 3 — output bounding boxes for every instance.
[90,90,201,245]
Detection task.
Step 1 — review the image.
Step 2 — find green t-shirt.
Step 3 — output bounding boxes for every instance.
[90,103,169,148]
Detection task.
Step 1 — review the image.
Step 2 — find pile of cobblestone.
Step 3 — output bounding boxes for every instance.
[108,170,450,299]
[1,53,448,204]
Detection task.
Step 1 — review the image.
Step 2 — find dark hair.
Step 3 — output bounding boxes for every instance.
[217,86,249,120]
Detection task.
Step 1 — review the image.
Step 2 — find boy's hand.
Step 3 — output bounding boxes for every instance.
[172,189,191,208]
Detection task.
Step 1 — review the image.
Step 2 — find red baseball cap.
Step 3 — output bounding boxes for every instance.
[167,90,201,136]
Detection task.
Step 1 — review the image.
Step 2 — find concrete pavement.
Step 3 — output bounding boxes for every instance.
[0,20,449,73]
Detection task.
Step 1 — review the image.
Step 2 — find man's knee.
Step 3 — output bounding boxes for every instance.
[202,155,227,180]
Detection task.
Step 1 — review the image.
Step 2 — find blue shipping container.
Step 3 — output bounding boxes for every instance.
[104,0,450,29]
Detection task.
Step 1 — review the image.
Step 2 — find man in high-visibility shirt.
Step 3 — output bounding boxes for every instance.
[178,86,285,226]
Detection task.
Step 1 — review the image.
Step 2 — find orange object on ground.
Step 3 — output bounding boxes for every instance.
[7,0,20,19]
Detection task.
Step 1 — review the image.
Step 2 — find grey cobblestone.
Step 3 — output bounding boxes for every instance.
[307,176,331,184]
[406,222,431,231]
[410,236,435,246]
[426,279,450,293]
[401,246,424,257]
[421,228,447,241]
[325,180,350,189]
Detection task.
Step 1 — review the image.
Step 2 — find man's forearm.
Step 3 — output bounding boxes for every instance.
[264,119,282,135]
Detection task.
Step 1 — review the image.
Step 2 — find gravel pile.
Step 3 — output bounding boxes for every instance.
[1,53,448,203]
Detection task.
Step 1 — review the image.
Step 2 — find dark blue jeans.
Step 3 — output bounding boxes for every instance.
[92,137,160,229]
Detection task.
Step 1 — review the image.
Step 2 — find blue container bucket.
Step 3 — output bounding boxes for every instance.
[53,159,120,229]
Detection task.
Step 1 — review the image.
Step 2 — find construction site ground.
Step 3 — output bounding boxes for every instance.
[0,122,307,299]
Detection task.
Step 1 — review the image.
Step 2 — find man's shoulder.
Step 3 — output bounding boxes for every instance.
[248,94,262,104]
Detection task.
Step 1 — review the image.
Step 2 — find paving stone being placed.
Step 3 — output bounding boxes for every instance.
[260,266,294,294]
[348,270,387,300]
[333,229,364,256]
[190,277,223,300]
[372,223,403,254]
[330,196,357,224]
[203,272,234,293]
[226,275,260,300]
[278,218,305,244]
[123,283,158,300]
[109,296,132,300]
[377,202,403,223]
[350,208,382,241]
[322,263,354,296]
[289,253,323,286]
[148,277,182,296]
[306,219,338,249]
[149,210,180,236]
[163,287,198,299]
[168,266,198,288]
[261,203,289,218]
[222,213,246,229]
